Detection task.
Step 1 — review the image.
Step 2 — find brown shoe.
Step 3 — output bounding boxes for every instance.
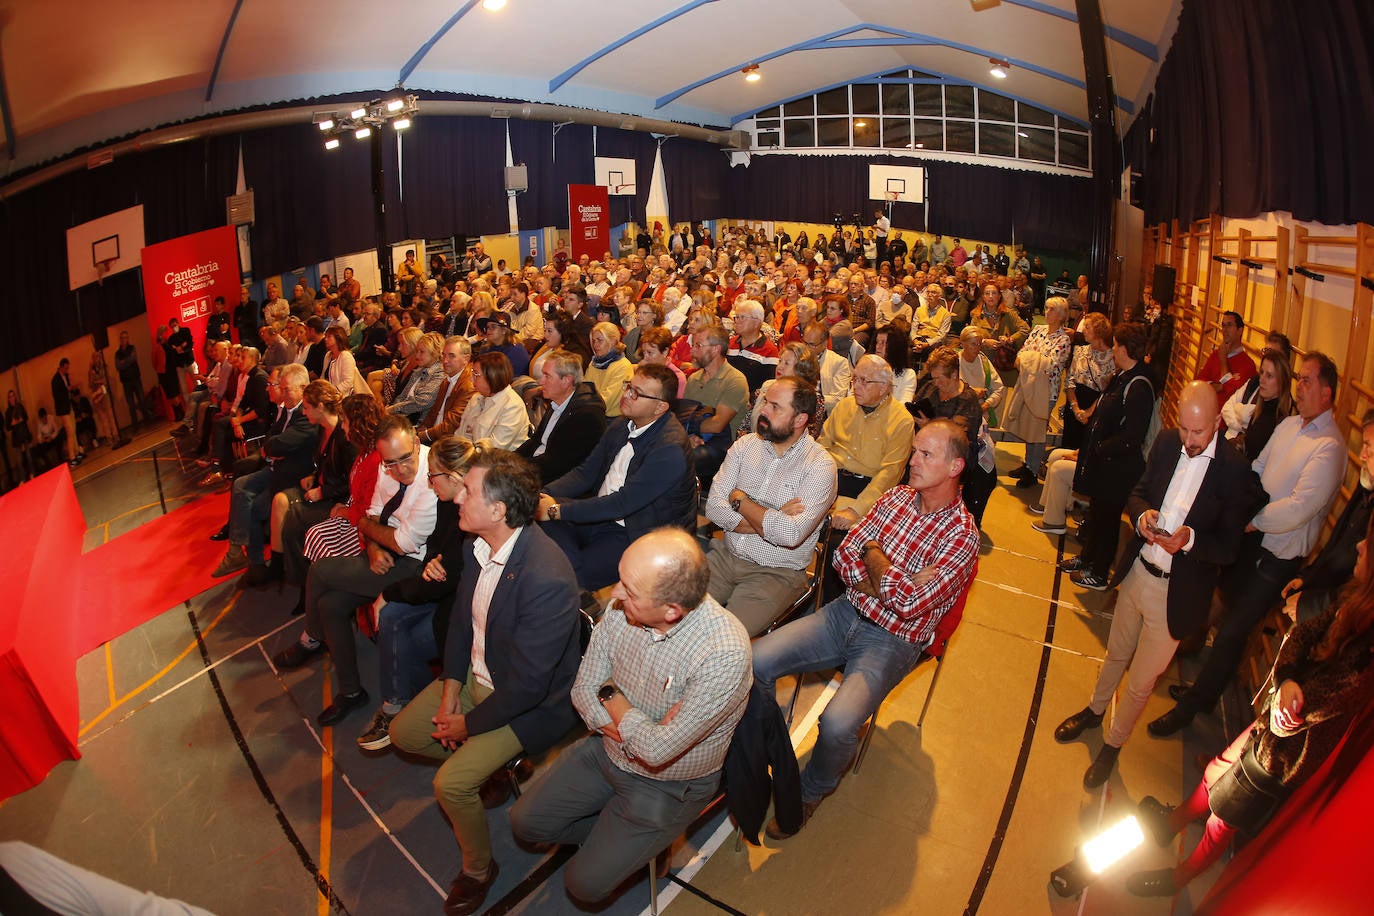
[443,861,499,916]
[765,799,820,840]
[211,547,249,577]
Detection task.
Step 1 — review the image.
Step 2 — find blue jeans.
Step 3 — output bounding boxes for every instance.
[228,466,274,561]
[377,600,439,707]
[752,596,925,803]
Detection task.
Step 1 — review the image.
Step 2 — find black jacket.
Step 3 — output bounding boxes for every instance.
[261,402,317,492]
[239,366,275,438]
[545,412,697,538]
[311,423,359,504]
[379,500,466,651]
[50,371,73,416]
[516,382,608,485]
[440,525,581,754]
[723,682,803,844]
[1115,429,1268,639]
[1074,361,1154,499]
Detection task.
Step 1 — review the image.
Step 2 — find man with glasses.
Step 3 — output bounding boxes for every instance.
[210,363,315,582]
[538,364,696,591]
[273,414,438,726]
[820,354,915,531]
[683,324,750,489]
[725,299,779,397]
[516,349,607,485]
[704,377,837,635]
[1195,310,1257,404]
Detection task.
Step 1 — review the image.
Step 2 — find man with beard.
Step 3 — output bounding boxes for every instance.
[703,377,837,636]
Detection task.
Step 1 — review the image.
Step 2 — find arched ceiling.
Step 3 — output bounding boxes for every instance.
[0,0,1180,175]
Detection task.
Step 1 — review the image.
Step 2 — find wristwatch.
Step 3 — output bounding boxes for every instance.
[547,501,560,521]
[597,683,621,705]
[730,496,743,513]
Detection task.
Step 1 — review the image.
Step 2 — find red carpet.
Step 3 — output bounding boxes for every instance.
[76,491,234,656]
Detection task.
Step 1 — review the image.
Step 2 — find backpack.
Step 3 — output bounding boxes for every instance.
[1125,374,1163,460]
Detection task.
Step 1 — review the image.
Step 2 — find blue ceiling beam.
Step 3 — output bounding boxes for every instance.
[731,65,1093,130]
[399,0,483,86]
[549,0,721,94]
[669,22,1133,115]
[1000,0,1159,61]
[205,0,245,103]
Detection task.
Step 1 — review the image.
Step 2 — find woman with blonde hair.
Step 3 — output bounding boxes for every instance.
[746,341,826,438]
[368,324,423,401]
[585,322,634,417]
[388,331,446,422]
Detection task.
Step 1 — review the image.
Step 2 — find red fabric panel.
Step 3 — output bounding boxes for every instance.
[0,466,87,799]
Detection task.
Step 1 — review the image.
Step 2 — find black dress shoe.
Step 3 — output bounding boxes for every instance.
[273,641,324,669]
[1083,744,1120,789]
[318,688,370,727]
[1147,706,1195,738]
[1137,796,1177,847]
[479,769,513,810]
[443,860,499,916]
[1056,555,1085,573]
[209,524,229,541]
[1126,867,1178,897]
[1168,683,1191,702]
[1054,707,1103,743]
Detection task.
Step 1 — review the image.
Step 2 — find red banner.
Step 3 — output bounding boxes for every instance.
[568,184,610,264]
[140,226,241,356]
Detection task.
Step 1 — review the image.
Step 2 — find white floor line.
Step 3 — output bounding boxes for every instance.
[632,676,841,916]
[976,578,1115,622]
[965,619,1107,663]
[278,644,447,900]
[1076,693,1117,916]
[78,616,299,747]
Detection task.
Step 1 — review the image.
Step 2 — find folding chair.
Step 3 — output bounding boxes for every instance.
[851,561,977,773]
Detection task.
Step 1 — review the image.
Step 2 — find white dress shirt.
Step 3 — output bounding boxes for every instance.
[1250,410,1345,559]
[470,527,522,688]
[1140,433,1216,572]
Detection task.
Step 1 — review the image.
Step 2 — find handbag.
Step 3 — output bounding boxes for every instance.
[1207,737,1290,834]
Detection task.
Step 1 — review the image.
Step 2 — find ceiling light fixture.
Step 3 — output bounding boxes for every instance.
[393,118,411,131]
[483,0,507,9]
[742,64,761,83]
[989,58,1010,79]
[350,107,367,119]
[317,119,334,131]
[355,126,372,140]
[324,137,340,150]
[386,98,405,113]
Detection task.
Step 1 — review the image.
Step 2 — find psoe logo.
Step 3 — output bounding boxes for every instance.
[181,297,209,322]
[584,227,599,240]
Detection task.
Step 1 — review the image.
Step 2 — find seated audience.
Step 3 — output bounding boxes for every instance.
[683,323,751,488]
[416,337,475,447]
[753,420,979,837]
[585,322,634,418]
[911,347,998,526]
[874,320,917,404]
[388,331,446,423]
[801,320,852,410]
[726,299,780,397]
[273,414,438,725]
[636,326,687,398]
[704,377,837,635]
[455,352,530,450]
[476,311,531,378]
[509,528,751,906]
[911,284,950,359]
[747,342,826,439]
[322,326,362,397]
[956,326,1005,427]
[820,354,916,531]
[388,449,582,916]
[1221,347,1294,461]
[1195,309,1257,404]
[516,349,607,485]
[539,364,696,591]
[624,298,663,363]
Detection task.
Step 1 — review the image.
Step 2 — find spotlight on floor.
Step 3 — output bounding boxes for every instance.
[1050,816,1146,898]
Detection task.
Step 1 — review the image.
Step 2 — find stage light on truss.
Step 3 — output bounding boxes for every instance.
[386,98,405,113]
[392,117,411,131]
[355,126,372,140]
[324,137,340,150]
[742,64,761,83]
[350,107,367,119]
[317,118,335,131]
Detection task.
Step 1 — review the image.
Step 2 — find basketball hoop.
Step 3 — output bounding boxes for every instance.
[886,191,900,204]
[95,258,115,286]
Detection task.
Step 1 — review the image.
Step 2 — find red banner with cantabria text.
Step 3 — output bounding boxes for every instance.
[140,226,241,359]
[568,184,610,264]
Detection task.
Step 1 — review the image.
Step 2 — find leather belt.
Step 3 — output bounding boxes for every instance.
[838,468,872,482]
[1139,557,1171,580]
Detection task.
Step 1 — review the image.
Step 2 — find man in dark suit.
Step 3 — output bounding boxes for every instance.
[201,346,273,477]
[417,336,475,446]
[212,363,317,580]
[388,449,582,916]
[517,349,606,484]
[538,363,696,591]
[1054,381,1266,789]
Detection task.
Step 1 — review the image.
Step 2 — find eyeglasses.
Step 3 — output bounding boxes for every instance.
[623,384,666,402]
[426,470,459,483]
[382,449,416,469]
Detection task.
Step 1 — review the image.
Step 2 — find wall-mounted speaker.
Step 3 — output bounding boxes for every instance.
[1152,264,1176,305]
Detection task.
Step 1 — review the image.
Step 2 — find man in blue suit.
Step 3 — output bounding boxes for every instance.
[537,363,697,590]
[388,449,582,916]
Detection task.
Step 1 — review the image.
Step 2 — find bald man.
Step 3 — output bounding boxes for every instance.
[1054,381,1266,789]
[509,528,751,906]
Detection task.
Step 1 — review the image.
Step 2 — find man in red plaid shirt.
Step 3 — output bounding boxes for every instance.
[754,418,980,838]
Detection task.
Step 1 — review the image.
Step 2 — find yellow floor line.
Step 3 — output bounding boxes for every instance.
[78,596,238,737]
[104,642,116,707]
[318,678,335,916]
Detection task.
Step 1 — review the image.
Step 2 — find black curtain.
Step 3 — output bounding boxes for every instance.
[663,138,729,224]
[509,120,594,229]
[1128,0,1374,226]
[393,117,509,239]
[722,153,1089,251]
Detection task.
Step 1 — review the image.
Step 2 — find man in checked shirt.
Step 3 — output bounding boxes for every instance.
[753,418,980,838]
[509,528,752,905]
